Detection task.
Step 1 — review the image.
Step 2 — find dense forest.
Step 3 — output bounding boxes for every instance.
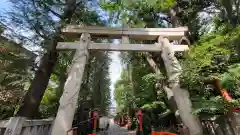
[109,0,240,134]
[0,0,240,134]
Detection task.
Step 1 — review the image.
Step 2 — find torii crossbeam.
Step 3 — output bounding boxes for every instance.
[51,25,190,135]
[62,25,188,40]
[58,25,189,52]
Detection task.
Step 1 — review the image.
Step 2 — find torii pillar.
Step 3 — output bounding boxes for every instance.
[159,36,203,135]
[51,33,90,135]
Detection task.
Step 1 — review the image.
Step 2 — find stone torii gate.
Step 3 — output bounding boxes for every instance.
[51,25,203,135]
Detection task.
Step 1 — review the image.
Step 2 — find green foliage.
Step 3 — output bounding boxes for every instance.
[114,52,170,129]
[1,0,240,127]
[191,96,226,117]
[101,0,176,27]
[181,27,240,118]
[141,101,167,112]
[221,64,240,98]
[102,0,240,124]
[214,0,240,27]
[0,0,111,120]
[39,84,59,118]
[114,68,135,111]
[180,28,240,92]
[0,36,34,119]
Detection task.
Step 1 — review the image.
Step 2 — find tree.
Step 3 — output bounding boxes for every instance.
[70,50,111,135]
[1,0,100,118]
[180,26,240,118]
[102,1,205,134]
[114,52,178,131]
[105,0,240,134]
[0,35,36,119]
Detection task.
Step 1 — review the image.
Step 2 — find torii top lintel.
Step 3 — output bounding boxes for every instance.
[62,25,188,41]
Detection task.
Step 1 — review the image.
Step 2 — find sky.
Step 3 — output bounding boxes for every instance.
[0,0,9,12]
[109,51,121,113]
[0,0,122,113]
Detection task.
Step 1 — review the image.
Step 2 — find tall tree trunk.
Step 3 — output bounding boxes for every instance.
[17,0,77,118]
[122,35,136,97]
[145,53,182,124]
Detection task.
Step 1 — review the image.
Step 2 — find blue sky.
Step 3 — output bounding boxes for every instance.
[0,0,9,12]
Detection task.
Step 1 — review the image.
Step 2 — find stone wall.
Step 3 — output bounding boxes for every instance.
[0,117,53,135]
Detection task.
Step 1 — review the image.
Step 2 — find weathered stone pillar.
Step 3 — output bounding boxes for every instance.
[229,112,240,134]
[51,33,90,135]
[159,36,203,135]
[4,117,26,135]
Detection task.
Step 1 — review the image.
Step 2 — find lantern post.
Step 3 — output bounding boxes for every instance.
[121,115,124,127]
[92,111,98,135]
[137,109,143,135]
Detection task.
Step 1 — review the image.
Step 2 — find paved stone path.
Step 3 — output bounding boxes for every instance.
[98,119,135,135]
